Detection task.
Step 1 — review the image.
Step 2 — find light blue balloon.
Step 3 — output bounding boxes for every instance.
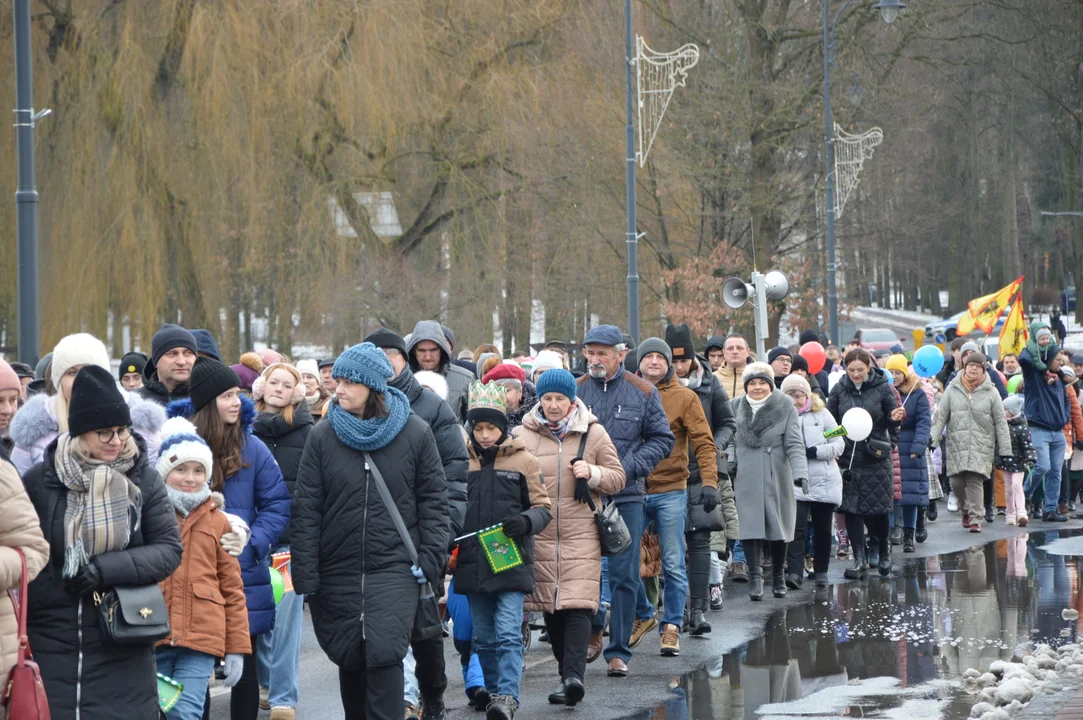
[882,367,893,384]
[912,344,946,378]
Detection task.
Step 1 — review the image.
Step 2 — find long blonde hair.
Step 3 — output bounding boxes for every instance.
[810,394,826,413]
[254,363,304,424]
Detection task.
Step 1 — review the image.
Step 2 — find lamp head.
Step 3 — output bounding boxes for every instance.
[872,0,905,24]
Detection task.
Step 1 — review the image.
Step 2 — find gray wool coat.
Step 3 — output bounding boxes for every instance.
[732,390,809,542]
[930,372,1012,478]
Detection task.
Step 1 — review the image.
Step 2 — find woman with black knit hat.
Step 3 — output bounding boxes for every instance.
[22,365,183,719]
[167,357,292,720]
[291,343,451,719]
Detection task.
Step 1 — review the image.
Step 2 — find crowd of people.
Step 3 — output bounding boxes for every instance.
[0,315,1075,720]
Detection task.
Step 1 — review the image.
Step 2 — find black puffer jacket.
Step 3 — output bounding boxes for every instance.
[253,401,315,545]
[291,416,450,670]
[683,356,738,534]
[136,371,189,407]
[827,368,899,516]
[390,368,468,539]
[22,436,183,720]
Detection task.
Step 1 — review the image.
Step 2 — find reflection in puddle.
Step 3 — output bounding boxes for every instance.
[631,530,1083,719]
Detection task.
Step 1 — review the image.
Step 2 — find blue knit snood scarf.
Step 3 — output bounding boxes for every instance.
[327,387,411,451]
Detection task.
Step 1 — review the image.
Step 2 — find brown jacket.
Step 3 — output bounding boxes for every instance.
[714,364,747,400]
[0,461,49,676]
[646,372,719,495]
[1063,385,1083,449]
[158,493,251,658]
[515,401,625,613]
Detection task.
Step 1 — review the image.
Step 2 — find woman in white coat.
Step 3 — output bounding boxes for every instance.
[780,375,843,589]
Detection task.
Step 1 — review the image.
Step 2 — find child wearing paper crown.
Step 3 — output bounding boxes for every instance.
[456,381,551,719]
[155,416,251,720]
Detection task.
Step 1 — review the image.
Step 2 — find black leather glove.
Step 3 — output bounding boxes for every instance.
[501,514,531,540]
[574,476,592,505]
[806,446,817,459]
[700,485,718,513]
[64,562,102,598]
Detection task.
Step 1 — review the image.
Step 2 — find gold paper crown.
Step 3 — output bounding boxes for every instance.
[469,380,507,413]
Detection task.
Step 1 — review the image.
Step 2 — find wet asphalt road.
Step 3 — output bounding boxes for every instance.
[208,513,1083,719]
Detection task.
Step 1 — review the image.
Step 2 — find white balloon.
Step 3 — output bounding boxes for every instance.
[841,407,874,442]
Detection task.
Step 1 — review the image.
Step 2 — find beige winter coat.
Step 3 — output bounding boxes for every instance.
[515,400,625,613]
[0,460,49,676]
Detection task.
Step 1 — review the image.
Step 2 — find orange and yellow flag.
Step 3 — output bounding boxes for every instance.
[999,298,1029,359]
[956,276,1024,336]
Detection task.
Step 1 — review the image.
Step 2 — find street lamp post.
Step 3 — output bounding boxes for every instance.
[824,0,904,347]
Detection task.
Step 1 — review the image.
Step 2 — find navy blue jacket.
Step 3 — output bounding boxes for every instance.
[1019,348,1070,431]
[577,370,675,501]
[169,395,292,635]
[897,380,931,507]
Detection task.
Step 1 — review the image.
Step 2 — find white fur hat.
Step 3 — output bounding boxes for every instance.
[531,350,564,381]
[741,361,775,391]
[156,416,213,481]
[51,333,111,389]
[296,359,320,380]
[415,370,449,401]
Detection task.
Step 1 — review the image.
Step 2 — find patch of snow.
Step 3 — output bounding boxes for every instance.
[1038,536,1083,556]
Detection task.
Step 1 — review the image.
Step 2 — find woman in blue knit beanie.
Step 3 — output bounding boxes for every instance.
[290,342,452,718]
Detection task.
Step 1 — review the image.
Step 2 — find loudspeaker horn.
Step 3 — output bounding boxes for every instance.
[763,270,790,301]
[722,277,752,309]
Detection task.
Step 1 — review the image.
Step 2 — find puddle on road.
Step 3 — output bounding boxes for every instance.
[629,530,1083,719]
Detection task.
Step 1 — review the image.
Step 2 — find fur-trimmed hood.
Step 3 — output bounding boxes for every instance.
[734,389,793,448]
[166,393,257,435]
[9,385,166,450]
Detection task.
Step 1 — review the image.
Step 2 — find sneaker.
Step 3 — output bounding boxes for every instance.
[804,555,815,574]
[260,687,271,712]
[1018,515,1029,527]
[1043,512,1069,523]
[270,709,296,720]
[709,584,724,610]
[969,522,982,533]
[961,513,971,529]
[836,543,850,560]
[1006,514,1017,526]
[629,616,657,648]
[406,704,422,720]
[485,694,517,720]
[947,492,959,513]
[660,623,680,656]
[729,561,750,583]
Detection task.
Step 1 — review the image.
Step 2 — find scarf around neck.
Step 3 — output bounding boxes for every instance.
[166,484,212,516]
[328,386,411,452]
[54,433,141,578]
[961,371,984,393]
[537,404,577,441]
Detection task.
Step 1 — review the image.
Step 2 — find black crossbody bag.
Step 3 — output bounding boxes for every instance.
[574,428,632,556]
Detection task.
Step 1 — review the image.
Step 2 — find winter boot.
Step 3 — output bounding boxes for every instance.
[844,541,868,580]
[745,541,764,601]
[813,572,829,588]
[772,570,787,598]
[866,538,880,569]
[486,695,517,720]
[927,499,937,522]
[689,597,711,636]
[877,537,893,577]
[903,527,916,553]
[889,522,903,546]
[915,507,928,543]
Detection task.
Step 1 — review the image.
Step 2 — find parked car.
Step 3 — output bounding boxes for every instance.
[925,310,1006,343]
[856,328,904,352]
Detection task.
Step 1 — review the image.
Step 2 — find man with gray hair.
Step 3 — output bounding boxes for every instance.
[576,325,674,677]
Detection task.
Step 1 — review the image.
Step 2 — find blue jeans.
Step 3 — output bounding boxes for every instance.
[732,540,746,564]
[404,646,419,706]
[643,491,688,630]
[468,591,526,700]
[1031,427,1067,514]
[901,505,918,528]
[603,498,645,663]
[635,580,656,622]
[256,546,303,708]
[590,558,612,634]
[156,646,217,720]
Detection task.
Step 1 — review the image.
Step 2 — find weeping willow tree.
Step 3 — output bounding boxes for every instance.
[0,0,598,359]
